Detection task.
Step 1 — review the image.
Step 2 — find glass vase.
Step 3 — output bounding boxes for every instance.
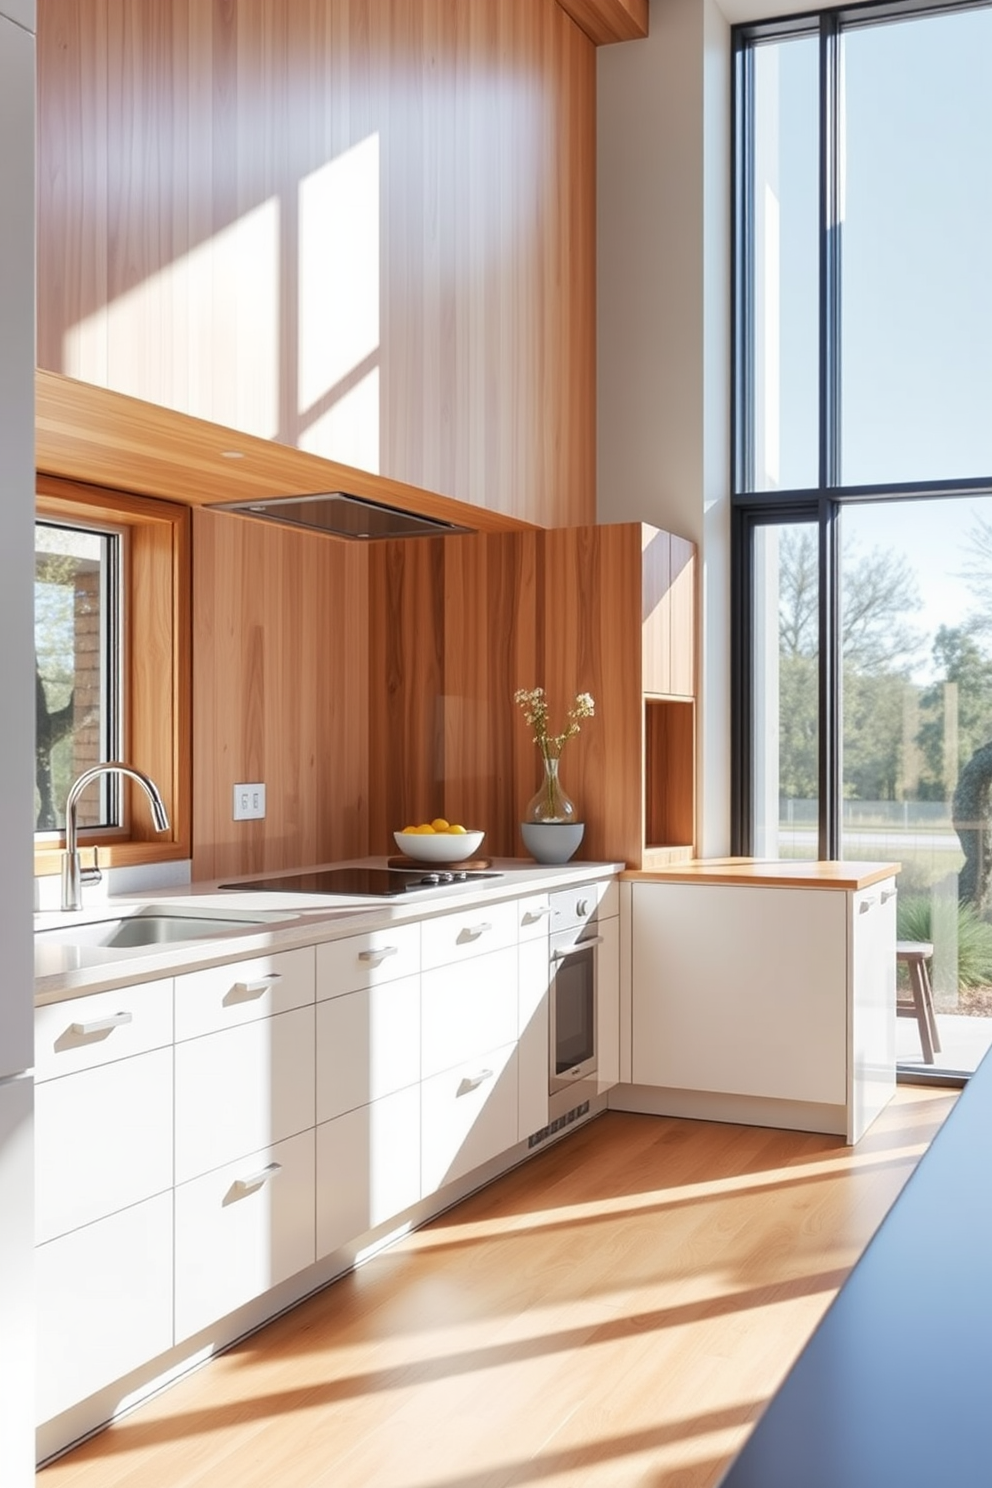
[521,755,584,864]
[524,754,577,824]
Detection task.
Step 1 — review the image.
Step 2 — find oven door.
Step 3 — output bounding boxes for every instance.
[549,932,602,1092]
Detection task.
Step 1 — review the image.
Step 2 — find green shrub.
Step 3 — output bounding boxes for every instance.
[897,896,992,988]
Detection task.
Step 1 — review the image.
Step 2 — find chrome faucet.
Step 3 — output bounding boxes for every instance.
[61,763,171,911]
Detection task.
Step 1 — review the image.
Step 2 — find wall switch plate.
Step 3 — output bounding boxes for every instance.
[233,783,266,821]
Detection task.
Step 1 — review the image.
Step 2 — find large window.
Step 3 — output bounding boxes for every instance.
[34,479,191,876]
[733,1,992,1076]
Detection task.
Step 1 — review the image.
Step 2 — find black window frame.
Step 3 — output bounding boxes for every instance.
[731,0,992,860]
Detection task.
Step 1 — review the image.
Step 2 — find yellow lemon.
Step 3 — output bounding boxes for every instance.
[430,817,450,832]
[419,823,436,833]
[401,824,418,835]
[447,823,466,834]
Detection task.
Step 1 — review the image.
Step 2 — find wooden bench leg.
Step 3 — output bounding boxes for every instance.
[908,960,936,1063]
[918,956,941,1056]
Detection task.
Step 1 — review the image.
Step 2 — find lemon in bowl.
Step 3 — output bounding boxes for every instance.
[393,824,485,862]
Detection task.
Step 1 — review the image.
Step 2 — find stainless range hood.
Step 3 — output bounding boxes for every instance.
[211,490,475,541]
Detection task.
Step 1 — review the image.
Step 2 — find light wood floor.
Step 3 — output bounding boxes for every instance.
[41,1086,957,1488]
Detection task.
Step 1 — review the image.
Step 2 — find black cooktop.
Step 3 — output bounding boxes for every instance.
[218,867,502,897]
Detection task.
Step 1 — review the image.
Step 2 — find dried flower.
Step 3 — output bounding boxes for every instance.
[513,686,595,761]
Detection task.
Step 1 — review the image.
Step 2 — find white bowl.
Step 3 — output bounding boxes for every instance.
[393,829,485,863]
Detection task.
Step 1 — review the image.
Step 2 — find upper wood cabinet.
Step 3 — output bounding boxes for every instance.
[542,523,697,868]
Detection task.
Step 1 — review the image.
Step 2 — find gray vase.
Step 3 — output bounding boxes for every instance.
[520,820,585,864]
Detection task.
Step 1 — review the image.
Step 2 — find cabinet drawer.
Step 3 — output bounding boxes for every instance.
[421,898,517,971]
[175,1006,315,1184]
[316,922,420,1000]
[174,1129,315,1344]
[421,946,518,1079]
[35,978,172,1083]
[174,946,315,1041]
[36,1191,173,1424]
[421,1042,518,1194]
[316,974,419,1124]
[316,1085,421,1258]
[35,1046,173,1245]
[517,893,553,943]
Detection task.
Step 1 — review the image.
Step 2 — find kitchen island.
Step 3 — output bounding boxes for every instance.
[718,1041,992,1488]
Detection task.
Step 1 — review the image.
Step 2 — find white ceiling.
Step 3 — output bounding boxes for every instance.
[715,0,845,23]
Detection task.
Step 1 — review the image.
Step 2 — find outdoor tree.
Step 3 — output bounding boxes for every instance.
[777,528,922,803]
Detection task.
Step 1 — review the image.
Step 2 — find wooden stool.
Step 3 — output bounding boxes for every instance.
[896,941,941,1064]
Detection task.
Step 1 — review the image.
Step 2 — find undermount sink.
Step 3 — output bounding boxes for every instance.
[35,907,289,950]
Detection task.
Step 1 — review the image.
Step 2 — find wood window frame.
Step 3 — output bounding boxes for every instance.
[34,476,191,877]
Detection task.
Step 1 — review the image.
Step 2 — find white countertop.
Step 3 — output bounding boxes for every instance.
[34,856,622,1004]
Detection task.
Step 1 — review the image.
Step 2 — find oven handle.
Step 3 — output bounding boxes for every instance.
[552,935,604,961]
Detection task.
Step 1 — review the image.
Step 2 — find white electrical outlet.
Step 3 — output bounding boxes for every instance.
[233,782,266,821]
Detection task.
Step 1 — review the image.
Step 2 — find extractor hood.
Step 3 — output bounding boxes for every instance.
[211,490,475,540]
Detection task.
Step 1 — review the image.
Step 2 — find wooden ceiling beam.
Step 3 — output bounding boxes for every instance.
[34,371,537,536]
[555,0,649,46]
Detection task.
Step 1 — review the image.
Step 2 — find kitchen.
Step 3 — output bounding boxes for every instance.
[2,2,982,1485]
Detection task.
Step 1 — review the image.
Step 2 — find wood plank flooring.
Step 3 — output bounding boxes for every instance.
[40,1086,957,1488]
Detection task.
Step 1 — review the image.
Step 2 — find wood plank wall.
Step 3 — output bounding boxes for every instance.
[191,509,369,882]
[36,0,596,531]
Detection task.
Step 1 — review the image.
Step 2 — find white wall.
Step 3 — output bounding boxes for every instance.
[597,0,732,855]
[0,2,37,1482]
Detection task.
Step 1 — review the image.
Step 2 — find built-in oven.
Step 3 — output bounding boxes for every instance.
[548,886,602,1121]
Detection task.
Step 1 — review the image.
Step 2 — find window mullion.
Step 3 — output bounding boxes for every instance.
[818,13,842,860]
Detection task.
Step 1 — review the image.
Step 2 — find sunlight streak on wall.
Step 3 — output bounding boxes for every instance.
[298,134,380,462]
[63,198,282,440]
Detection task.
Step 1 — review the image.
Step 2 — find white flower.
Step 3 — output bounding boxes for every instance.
[514,686,595,759]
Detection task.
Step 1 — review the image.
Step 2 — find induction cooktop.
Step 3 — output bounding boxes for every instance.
[218,867,503,897]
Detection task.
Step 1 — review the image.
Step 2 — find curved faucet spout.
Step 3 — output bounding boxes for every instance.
[62,762,171,910]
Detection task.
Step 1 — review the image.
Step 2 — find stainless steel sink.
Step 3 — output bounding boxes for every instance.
[35,907,288,950]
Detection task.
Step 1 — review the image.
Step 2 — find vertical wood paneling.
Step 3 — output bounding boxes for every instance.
[36,0,596,530]
[366,538,446,853]
[191,510,369,881]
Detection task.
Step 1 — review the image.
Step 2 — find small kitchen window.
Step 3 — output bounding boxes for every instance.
[34,477,191,876]
[35,518,123,832]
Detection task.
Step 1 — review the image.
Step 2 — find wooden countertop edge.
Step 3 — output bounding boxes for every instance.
[621,859,901,891]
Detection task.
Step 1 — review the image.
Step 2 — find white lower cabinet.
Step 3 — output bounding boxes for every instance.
[316,1085,421,1257]
[174,1128,315,1343]
[518,934,550,1140]
[35,1045,173,1245]
[316,974,420,1123]
[596,912,621,1095]
[629,877,896,1141]
[421,1042,519,1192]
[36,1191,173,1424]
[174,1006,315,1185]
[421,946,518,1080]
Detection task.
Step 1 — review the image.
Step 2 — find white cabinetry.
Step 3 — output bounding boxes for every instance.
[315,927,422,1258]
[518,893,552,1139]
[34,979,174,1422]
[173,948,316,1341]
[421,903,521,1191]
[628,877,896,1142]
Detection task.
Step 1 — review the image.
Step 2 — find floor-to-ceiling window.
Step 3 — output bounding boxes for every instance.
[733,0,992,1078]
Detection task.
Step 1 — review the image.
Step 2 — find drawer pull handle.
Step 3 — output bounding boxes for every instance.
[881,889,897,904]
[69,1010,134,1038]
[522,906,553,922]
[224,973,282,1004]
[458,1069,494,1095]
[231,1162,282,1197]
[859,898,876,914]
[458,922,493,942]
[552,935,604,961]
[358,945,399,963]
